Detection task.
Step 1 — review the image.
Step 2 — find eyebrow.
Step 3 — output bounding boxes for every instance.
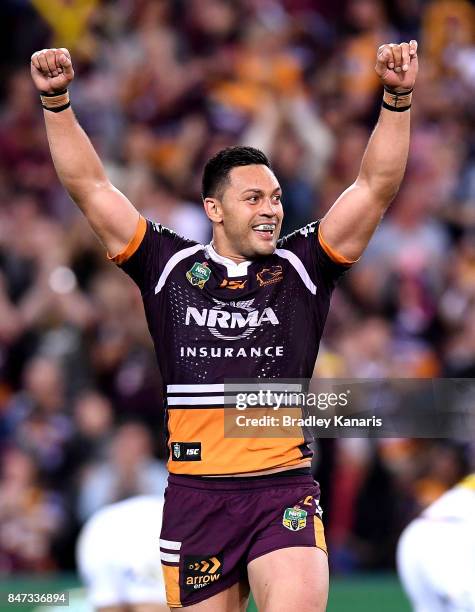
[241,187,282,195]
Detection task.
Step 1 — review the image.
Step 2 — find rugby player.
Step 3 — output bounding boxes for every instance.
[77,496,168,612]
[31,40,418,611]
[397,473,475,612]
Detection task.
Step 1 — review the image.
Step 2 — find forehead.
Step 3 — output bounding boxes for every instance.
[227,164,280,193]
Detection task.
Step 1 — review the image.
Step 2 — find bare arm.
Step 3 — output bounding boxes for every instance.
[320,41,419,262]
[31,48,139,257]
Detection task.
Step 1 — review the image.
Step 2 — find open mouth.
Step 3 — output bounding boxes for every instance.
[252,224,276,240]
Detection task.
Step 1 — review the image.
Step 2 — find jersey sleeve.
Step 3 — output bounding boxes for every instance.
[277,220,355,290]
[108,216,198,295]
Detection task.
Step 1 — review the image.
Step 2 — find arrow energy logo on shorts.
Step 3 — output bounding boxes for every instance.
[183,554,223,593]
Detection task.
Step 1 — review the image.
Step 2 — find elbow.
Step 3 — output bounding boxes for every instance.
[66,177,112,204]
[379,184,400,208]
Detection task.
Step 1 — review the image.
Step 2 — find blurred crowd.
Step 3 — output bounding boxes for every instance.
[1,0,475,575]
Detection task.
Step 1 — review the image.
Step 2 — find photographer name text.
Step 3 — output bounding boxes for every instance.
[235,415,383,428]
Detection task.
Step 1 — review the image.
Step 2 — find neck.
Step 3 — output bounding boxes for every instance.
[211,238,249,263]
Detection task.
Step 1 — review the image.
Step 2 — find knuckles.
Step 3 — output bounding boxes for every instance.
[31,48,71,59]
[376,41,418,65]
[378,41,417,51]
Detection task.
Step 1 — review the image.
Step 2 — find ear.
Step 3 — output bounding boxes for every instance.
[203,197,223,223]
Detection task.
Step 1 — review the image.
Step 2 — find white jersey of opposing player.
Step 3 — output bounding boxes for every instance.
[77,496,166,608]
[422,477,475,524]
[397,475,475,612]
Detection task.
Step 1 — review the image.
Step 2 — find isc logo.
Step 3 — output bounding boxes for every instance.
[171,442,201,461]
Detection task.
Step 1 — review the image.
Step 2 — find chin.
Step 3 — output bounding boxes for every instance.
[250,241,276,257]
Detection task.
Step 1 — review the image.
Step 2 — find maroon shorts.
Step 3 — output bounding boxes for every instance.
[159,470,326,608]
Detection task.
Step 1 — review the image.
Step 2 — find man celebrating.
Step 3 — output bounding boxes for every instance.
[31,41,418,611]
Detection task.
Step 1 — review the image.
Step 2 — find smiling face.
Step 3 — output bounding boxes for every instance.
[204,164,284,260]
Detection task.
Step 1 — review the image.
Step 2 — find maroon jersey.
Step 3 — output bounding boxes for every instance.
[112,216,350,475]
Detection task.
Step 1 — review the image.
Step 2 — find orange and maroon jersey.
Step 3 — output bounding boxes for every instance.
[112,216,351,475]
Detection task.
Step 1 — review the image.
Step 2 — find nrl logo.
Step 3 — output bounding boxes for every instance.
[282,506,307,531]
[186,262,211,289]
[256,265,283,287]
[173,443,181,459]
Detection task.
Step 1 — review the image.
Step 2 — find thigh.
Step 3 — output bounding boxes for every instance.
[179,581,249,612]
[245,481,328,612]
[248,546,328,612]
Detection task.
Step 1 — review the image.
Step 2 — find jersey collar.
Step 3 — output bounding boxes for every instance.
[205,243,252,278]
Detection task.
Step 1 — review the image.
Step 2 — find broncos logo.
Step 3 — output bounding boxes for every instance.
[256,265,283,287]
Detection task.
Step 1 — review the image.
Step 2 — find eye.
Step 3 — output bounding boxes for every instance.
[247,196,259,203]
[273,194,282,203]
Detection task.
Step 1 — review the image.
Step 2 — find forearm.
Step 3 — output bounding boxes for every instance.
[43,104,139,254]
[357,104,410,205]
[43,106,110,207]
[319,40,417,261]
[320,96,412,260]
[32,48,139,255]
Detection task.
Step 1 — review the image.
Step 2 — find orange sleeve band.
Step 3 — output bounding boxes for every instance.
[317,225,359,266]
[108,215,147,264]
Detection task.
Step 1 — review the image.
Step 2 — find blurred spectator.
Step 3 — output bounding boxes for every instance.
[338,0,397,117]
[31,0,100,58]
[4,356,73,487]
[77,422,168,521]
[0,446,64,573]
[62,390,114,484]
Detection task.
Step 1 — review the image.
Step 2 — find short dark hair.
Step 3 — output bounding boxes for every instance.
[202,146,271,200]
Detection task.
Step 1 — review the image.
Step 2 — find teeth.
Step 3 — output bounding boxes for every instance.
[253,224,275,231]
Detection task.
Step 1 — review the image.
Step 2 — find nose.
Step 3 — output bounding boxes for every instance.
[260,197,278,217]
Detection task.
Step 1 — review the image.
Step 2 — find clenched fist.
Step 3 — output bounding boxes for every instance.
[375,40,418,93]
[31,48,75,94]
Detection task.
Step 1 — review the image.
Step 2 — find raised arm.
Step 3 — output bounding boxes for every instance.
[320,41,419,262]
[30,48,139,258]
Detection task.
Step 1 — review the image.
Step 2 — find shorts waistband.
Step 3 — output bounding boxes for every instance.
[167,469,315,492]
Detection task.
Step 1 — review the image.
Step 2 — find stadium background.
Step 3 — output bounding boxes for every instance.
[0,0,474,609]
